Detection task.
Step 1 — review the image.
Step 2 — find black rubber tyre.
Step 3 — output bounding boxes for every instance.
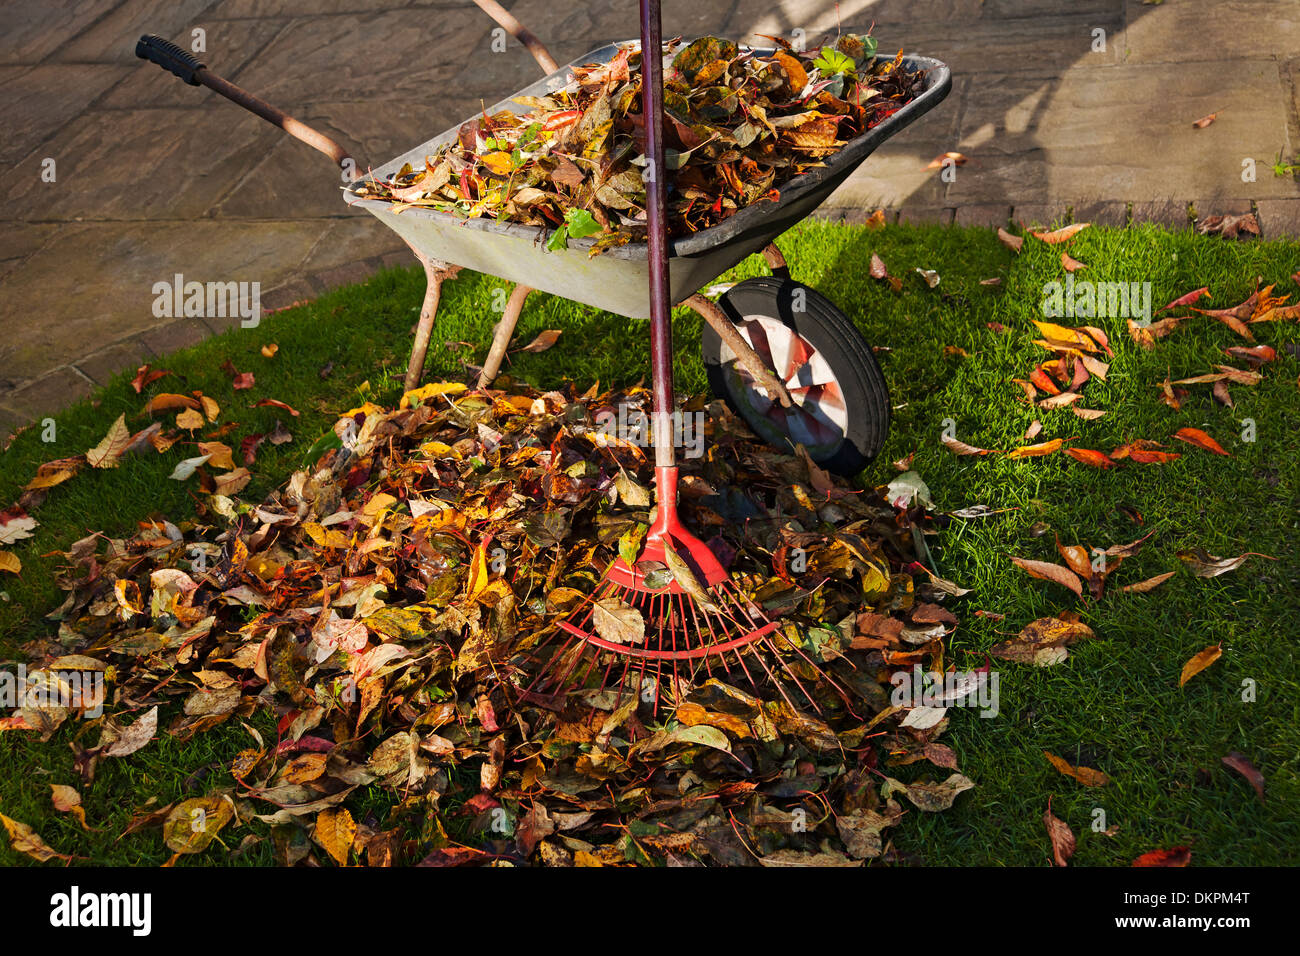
[702,276,889,476]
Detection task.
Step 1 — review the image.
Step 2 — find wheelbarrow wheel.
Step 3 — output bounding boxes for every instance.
[701,276,889,476]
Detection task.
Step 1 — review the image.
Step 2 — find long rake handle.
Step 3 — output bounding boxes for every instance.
[640,0,676,471]
[135,35,357,180]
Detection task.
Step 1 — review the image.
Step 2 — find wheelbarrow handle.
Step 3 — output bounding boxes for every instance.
[135,33,358,179]
[135,34,204,84]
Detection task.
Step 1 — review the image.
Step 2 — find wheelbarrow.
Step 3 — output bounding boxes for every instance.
[135,2,951,475]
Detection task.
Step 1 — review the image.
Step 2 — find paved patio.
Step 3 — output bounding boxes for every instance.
[2,0,1298,427]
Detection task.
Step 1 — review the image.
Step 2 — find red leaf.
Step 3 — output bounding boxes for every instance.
[1172,427,1229,456]
[1158,286,1209,313]
[1133,846,1192,867]
[1066,447,1118,468]
[253,399,300,417]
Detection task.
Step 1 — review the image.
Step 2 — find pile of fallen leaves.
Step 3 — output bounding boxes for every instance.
[354,34,927,252]
[5,379,981,866]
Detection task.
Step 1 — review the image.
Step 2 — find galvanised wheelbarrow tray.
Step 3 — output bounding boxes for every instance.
[137,5,950,476]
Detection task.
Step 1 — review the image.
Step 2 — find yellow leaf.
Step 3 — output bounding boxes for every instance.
[314,807,356,866]
[1179,644,1222,687]
[197,441,235,470]
[400,382,467,409]
[0,552,19,575]
[163,795,235,853]
[86,414,132,468]
[176,407,205,431]
[465,540,490,602]
[0,812,71,862]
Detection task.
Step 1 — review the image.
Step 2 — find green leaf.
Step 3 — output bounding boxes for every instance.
[813,47,855,76]
[564,208,603,239]
[545,224,570,251]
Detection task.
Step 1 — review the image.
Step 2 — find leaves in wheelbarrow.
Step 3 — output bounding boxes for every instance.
[20,378,975,866]
[355,34,927,252]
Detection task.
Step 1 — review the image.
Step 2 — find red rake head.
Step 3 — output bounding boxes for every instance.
[512,469,853,718]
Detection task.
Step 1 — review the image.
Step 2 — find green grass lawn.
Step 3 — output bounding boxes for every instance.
[1,218,1297,866]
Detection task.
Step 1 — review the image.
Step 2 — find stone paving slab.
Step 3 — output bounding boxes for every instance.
[3,0,1300,427]
[947,61,1299,205]
[1122,0,1300,65]
[97,17,289,109]
[0,220,334,386]
[0,63,130,165]
[1,106,285,220]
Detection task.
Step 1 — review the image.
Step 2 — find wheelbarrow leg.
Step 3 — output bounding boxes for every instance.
[404,246,461,393]
[477,284,534,388]
[761,242,790,279]
[682,293,794,408]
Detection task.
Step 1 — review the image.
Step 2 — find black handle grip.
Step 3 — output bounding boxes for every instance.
[135,34,205,85]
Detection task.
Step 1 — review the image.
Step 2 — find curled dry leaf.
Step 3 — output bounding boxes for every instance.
[1158,286,1209,312]
[941,435,996,456]
[1011,557,1083,597]
[1178,644,1222,687]
[1006,438,1066,459]
[1191,111,1217,128]
[1043,751,1110,787]
[1177,549,1273,577]
[1172,427,1229,456]
[997,227,1023,253]
[0,812,72,863]
[1061,252,1087,272]
[990,614,1094,666]
[1043,797,1076,867]
[1221,751,1265,802]
[1032,223,1089,245]
[1122,570,1176,593]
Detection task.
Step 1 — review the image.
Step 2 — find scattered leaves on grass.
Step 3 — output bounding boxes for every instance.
[86,414,131,469]
[131,364,171,393]
[1178,644,1222,687]
[1044,751,1110,787]
[1221,752,1264,802]
[941,436,997,456]
[1197,213,1259,239]
[1043,797,1076,866]
[516,330,563,354]
[1158,286,1209,312]
[1032,223,1089,245]
[1007,438,1066,459]
[50,784,91,830]
[991,615,1094,666]
[0,812,73,863]
[997,227,1023,253]
[163,795,235,854]
[1176,549,1274,577]
[869,253,902,292]
[1065,447,1117,468]
[1172,427,1229,456]
[1133,846,1191,867]
[1122,571,1176,593]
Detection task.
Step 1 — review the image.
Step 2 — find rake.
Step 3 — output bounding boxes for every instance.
[513,0,852,718]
